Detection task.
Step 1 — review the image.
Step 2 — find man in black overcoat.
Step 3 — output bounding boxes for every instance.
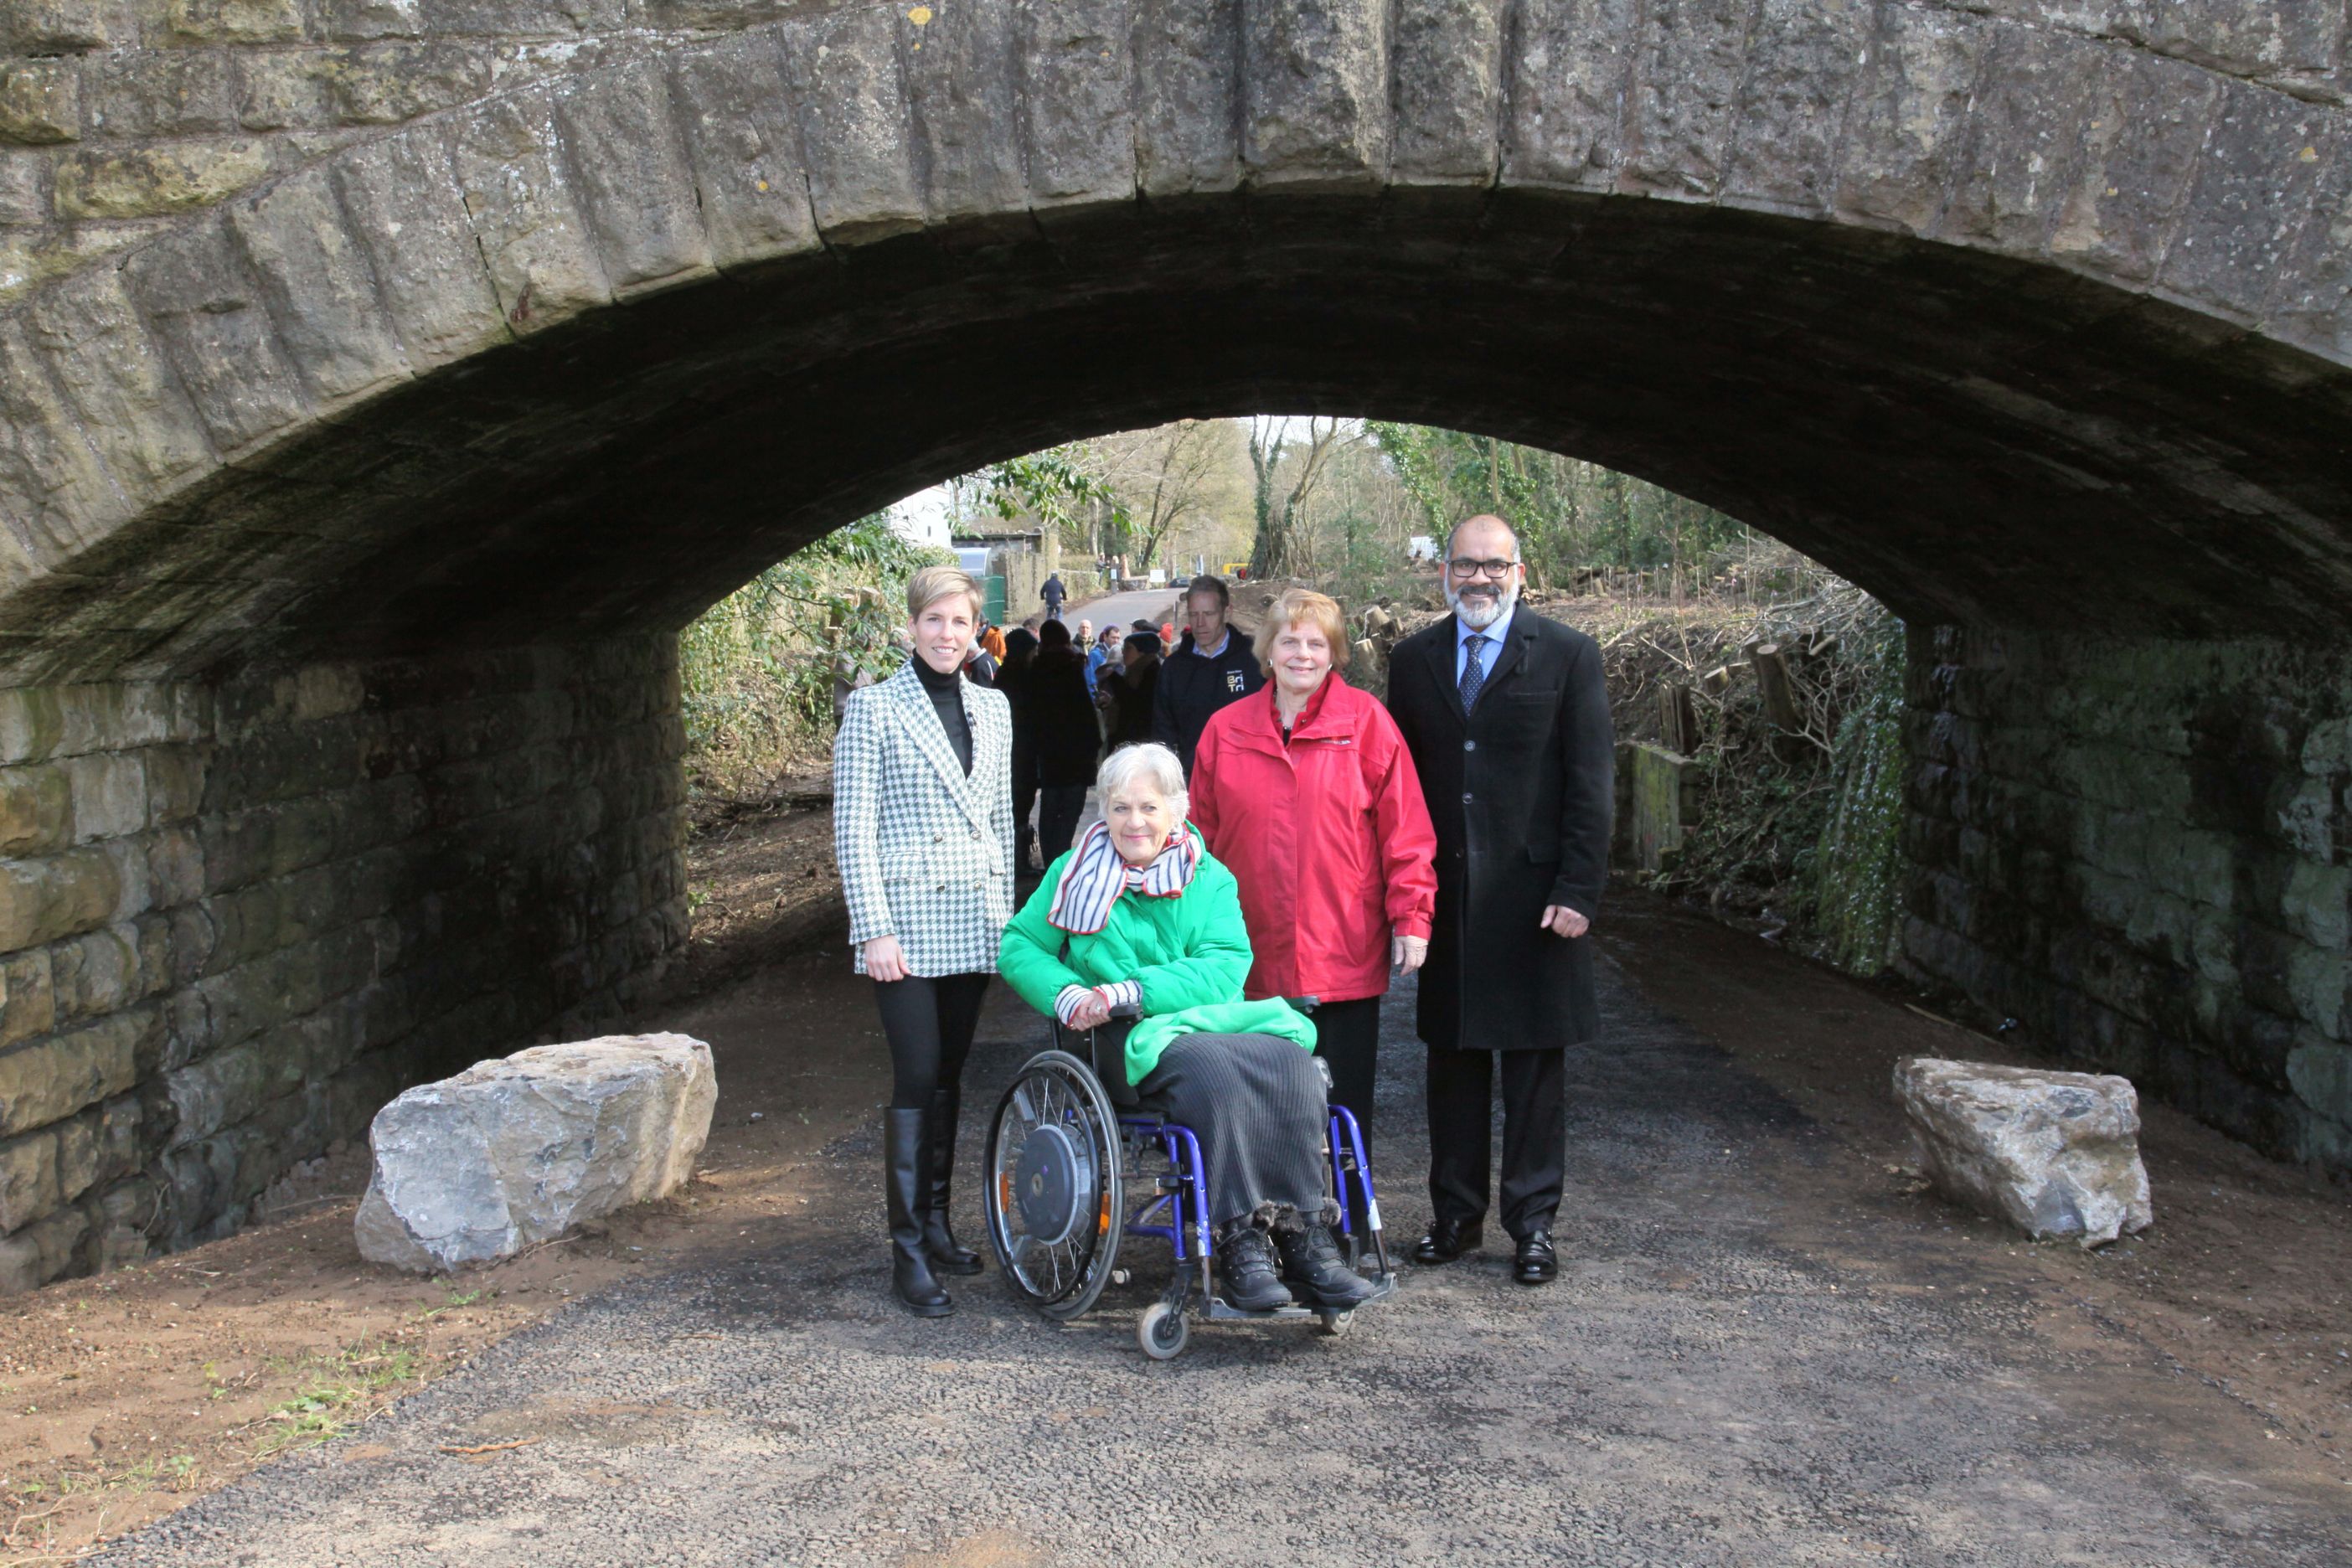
[1387,514,1614,1285]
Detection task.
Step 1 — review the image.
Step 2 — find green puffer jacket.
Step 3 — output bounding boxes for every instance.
[998,831,1318,1085]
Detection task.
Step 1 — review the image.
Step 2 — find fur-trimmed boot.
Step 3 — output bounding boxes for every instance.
[1274,1206,1376,1308]
[885,1107,952,1317]
[925,1088,983,1276]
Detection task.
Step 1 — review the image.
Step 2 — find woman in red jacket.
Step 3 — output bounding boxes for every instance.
[1189,589,1438,1137]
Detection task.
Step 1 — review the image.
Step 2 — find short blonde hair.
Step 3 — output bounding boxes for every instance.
[1253,588,1350,676]
[905,564,984,622]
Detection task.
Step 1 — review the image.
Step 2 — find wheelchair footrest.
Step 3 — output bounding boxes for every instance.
[1201,1297,1324,1323]
[1202,1271,1397,1322]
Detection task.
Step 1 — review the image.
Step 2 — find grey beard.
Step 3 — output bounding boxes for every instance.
[1447,580,1517,631]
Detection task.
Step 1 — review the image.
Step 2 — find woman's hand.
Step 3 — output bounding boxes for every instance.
[864,935,909,983]
[1065,989,1114,1031]
[1391,934,1428,976]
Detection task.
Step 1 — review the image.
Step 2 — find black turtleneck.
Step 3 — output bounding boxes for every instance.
[913,656,973,775]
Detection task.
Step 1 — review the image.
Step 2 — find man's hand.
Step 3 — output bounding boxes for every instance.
[1065,989,1114,1031]
[1539,905,1590,940]
[863,936,909,982]
[1391,934,1429,975]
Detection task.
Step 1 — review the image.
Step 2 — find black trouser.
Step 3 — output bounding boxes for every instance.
[1426,1046,1565,1240]
[1311,995,1381,1230]
[874,972,992,1109]
[1310,996,1381,1132]
[1011,775,1038,868]
[1036,784,1087,861]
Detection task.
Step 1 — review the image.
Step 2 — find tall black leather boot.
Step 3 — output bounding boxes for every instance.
[885,1107,951,1317]
[925,1088,983,1276]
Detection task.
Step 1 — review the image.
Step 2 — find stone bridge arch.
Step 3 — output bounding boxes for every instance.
[0,0,2347,1287]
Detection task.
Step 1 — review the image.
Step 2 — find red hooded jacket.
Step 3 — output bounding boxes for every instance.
[1189,674,1438,1004]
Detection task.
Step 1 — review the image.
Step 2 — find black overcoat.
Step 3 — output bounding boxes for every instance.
[1387,608,1615,1051]
[1024,647,1100,788]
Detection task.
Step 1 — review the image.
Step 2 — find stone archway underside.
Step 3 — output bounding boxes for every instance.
[0,0,2348,1289]
[22,190,2352,681]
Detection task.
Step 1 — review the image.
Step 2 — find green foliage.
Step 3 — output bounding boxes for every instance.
[1622,594,1908,977]
[678,514,950,796]
[985,449,1127,544]
[1365,421,1748,584]
[1798,622,1910,975]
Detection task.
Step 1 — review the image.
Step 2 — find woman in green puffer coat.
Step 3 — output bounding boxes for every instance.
[998,742,1375,1311]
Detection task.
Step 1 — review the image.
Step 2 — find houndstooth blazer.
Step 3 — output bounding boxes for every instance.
[833,660,1018,977]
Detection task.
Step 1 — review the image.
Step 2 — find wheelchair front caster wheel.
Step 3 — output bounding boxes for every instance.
[1318,1308,1355,1338]
[1138,1301,1189,1360]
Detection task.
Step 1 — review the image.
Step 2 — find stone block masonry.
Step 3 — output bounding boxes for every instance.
[0,637,685,1292]
[1899,627,2352,1175]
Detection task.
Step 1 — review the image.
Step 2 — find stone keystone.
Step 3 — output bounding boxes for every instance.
[1893,1056,2154,1248]
[354,1033,716,1272]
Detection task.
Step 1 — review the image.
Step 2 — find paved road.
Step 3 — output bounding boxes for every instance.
[96,967,2344,1567]
[1058,586,1184,641]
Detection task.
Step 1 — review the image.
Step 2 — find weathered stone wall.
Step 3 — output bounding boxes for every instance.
[1900,627,2352,1174]
[0,637,683,1291]
[1614,740,1698,875]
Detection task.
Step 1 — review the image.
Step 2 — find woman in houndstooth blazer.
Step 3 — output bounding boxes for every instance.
[834,565,1016,1318]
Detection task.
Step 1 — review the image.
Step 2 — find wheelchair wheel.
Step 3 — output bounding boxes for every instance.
[1137,1301,1189,1360]
[1318,1308,1355,1338]
[984,1050,1123,1322]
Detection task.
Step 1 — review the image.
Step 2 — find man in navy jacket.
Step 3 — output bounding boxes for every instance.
[1152,575,1265,774]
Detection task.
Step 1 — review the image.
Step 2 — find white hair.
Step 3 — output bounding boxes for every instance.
[1097,742,1189,819]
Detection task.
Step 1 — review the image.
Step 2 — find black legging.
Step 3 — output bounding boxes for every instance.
[874,972,992,1109]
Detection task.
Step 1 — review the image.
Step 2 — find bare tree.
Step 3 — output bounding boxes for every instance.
[1088,420,1242,576]
[1247,415,1348,580]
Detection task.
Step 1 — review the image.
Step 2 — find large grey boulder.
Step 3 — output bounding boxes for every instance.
[1893,1056,2154,1248]
[354,1034,717,1272]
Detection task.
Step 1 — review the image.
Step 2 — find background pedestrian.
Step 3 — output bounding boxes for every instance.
[1026,619,1099,863]
[1096,632,1163,748]
[999,625,1039,874]
[1153,575,1264,774]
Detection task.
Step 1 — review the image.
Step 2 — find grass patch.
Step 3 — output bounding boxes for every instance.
[250,1340,421,1459]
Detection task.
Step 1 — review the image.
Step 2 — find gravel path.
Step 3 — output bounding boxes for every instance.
[95,966,2345,1567]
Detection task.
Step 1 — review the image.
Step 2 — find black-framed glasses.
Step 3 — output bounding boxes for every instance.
[1447,557,1516,578]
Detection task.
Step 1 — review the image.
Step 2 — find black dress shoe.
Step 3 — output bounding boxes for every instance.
[1412,1218,1483,1265]
[1514,1229,1558,1286]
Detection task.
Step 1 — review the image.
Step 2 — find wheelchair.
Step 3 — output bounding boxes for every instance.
[981,998,1396,1360]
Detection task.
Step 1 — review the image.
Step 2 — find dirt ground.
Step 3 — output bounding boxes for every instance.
[0,805,862,1565]
[3,792,2346,1560]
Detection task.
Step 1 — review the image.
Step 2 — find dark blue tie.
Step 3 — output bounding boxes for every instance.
[1460,634,1489,710]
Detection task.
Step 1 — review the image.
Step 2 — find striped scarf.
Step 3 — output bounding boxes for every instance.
[1046,819,1199,934]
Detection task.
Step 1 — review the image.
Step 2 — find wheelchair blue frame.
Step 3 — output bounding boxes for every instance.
[983,1024,1395,1359]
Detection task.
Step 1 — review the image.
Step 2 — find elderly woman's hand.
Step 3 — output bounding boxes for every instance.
[1391,934,1428,976]
[1062,988,1115,1031]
